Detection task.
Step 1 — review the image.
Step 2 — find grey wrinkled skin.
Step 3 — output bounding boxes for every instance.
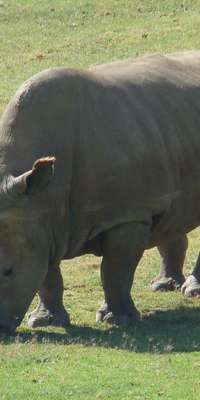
[0,51,200,331]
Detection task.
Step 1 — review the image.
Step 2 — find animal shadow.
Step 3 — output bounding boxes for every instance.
[1,306,200,353]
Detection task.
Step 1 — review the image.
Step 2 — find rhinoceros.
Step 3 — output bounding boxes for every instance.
[0,51,200,331]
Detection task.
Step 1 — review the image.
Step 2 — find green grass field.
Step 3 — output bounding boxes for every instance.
[1,0,200,399]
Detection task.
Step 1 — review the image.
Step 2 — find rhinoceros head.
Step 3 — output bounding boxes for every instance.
[0,157,55,331]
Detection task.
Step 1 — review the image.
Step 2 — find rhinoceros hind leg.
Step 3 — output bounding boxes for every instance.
[28,263,70,328]
[151,234,187,292]
[97,221,150,326]
[181,252,200,297]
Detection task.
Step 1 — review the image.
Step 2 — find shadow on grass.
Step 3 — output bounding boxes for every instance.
[1,306,200,353]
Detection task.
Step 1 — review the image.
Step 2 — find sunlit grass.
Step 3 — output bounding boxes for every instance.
[0,1,200,399]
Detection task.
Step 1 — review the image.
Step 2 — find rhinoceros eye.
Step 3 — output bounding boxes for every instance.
[3,267,13,277]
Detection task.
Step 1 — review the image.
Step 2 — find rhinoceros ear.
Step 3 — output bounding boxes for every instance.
[10,157,56,196]
[25,156,56,195]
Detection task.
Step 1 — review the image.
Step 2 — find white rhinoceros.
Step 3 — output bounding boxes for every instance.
[0,51,199,331]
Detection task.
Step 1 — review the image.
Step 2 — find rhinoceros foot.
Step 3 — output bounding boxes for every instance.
[28,304,70,328]
[96,303,140,326]
[181,275,200,297]
[150,275,185,292]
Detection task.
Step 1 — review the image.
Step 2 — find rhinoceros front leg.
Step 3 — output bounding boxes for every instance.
[96,222,150,326]
[28,263,70,328]
[151,234,187,292]
[182,252,200,297]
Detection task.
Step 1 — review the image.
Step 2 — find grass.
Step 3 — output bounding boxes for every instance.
[1,0,200,113]
[1,0,200,399]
